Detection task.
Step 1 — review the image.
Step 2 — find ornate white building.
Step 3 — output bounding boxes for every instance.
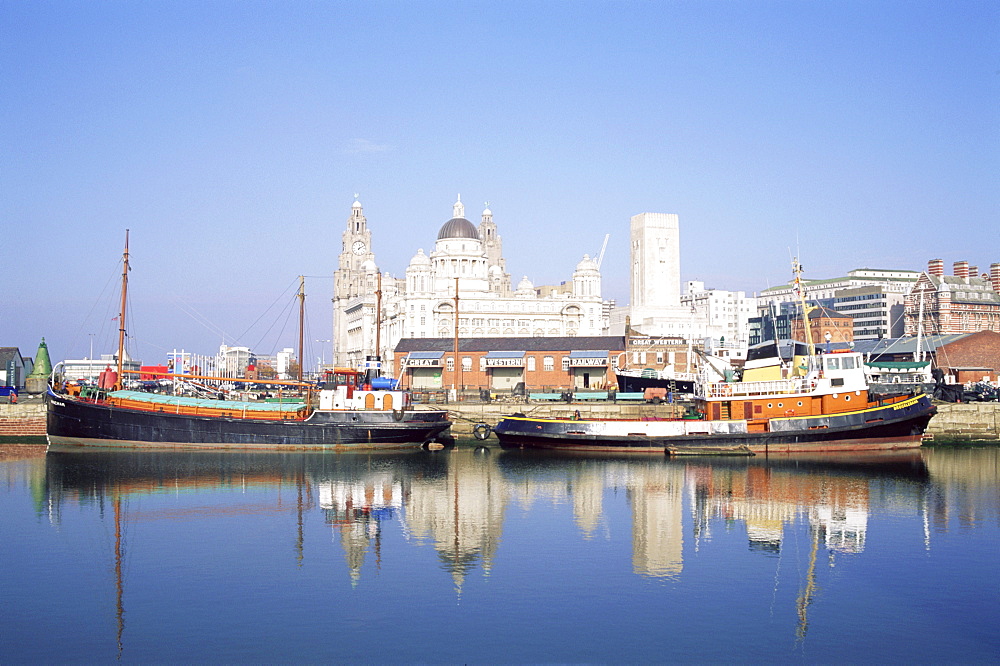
[333,196,610,372]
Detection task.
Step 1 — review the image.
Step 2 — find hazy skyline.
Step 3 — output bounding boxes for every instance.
[3,1,997,368]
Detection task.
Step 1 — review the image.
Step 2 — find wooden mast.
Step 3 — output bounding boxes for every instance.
[115,230,130,389]
[375,272,382,362]
[453,277,460,392]
[297,276,305,382]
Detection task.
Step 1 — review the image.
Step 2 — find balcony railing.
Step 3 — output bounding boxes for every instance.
[699,378,817,400]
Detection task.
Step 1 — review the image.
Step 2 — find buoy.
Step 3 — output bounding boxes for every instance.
[473,422,492,440]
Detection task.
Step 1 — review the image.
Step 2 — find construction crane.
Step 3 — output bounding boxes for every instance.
[595,233,610,269]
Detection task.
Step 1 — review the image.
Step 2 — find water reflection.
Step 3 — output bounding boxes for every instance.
[37,447,996,581]
[21,445,1000,658]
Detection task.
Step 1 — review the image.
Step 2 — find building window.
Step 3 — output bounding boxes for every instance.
[446,357,454,371]
[527,356,536,371]
[544,356,554,371]
[561,356,570,371]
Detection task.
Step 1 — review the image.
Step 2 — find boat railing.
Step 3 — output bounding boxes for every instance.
[700,377,818,400]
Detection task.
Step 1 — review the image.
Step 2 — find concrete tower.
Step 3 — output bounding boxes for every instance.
[630,212,681,311]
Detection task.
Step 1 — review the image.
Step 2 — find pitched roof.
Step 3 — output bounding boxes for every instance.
[850,334,970,355]
[792,304,850,320]
[0,347,23,365]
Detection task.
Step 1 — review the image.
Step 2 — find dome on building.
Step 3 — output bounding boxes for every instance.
[489,264,503,276]
[361,259,377,272]
[409,248,431,266]
[437,217,480,240]
[516,276,535,293]
[575,254,599,272]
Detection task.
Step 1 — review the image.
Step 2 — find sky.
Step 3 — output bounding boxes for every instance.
[2,0,998,370]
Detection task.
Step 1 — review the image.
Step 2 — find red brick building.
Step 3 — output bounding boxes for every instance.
[857,331,1000,383]
[932,330,1000,383]
[394,336,625,392]
[790,305,855,345]
[905,259,1000,336]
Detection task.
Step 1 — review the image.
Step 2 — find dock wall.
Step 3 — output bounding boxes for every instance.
[924,403,1000,443]
[430,401,688,439]
[0,400,46,442]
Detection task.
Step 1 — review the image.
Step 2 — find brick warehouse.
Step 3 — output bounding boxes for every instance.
[932,330,1000,383]
[394,336,625,392]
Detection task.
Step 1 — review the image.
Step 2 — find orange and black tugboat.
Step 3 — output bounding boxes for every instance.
[492,259,936,455]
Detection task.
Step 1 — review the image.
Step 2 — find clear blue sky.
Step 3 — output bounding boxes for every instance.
[3,1,997,369]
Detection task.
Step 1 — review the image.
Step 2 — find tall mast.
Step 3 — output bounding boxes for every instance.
[453,277,460,391]
[375,272,382,360]
[115,230,130,389]
[915,287,925,362]
[792,257,816,357]
[297,275,305,382]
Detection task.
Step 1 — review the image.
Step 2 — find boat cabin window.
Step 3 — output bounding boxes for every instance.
[842,356,856,370]
[320,370,363,389]
[826,357,840,370]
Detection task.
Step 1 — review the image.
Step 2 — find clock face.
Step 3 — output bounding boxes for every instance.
[352,241,366,255]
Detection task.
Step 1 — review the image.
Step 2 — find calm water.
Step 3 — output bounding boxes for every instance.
[2,444,998,663]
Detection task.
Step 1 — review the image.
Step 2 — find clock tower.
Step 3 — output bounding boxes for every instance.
[333,196,378,366]
[338,196,374,278]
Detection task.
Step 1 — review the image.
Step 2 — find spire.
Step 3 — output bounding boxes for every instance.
[453,194,465,219]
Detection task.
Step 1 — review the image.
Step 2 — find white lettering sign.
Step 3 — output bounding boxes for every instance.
[485,358,524,367]
[406,358,440,367]
[569,358,608,367]
[629,337,683,346]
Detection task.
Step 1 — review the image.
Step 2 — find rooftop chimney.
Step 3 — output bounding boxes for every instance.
[991,263,1000,293]
[928,258,944,277]
[954,261,969,280]
[968,265,979,279]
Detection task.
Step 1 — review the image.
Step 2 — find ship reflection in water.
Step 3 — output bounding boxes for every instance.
[4,445,998,662]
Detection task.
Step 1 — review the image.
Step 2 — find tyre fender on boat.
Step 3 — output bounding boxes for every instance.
[473,422,492,441]
[392,409,405,422]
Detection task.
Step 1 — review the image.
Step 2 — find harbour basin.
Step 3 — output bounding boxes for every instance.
[1,442,998,662]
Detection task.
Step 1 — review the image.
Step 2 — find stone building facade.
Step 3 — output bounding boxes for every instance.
[333,197,610,374]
